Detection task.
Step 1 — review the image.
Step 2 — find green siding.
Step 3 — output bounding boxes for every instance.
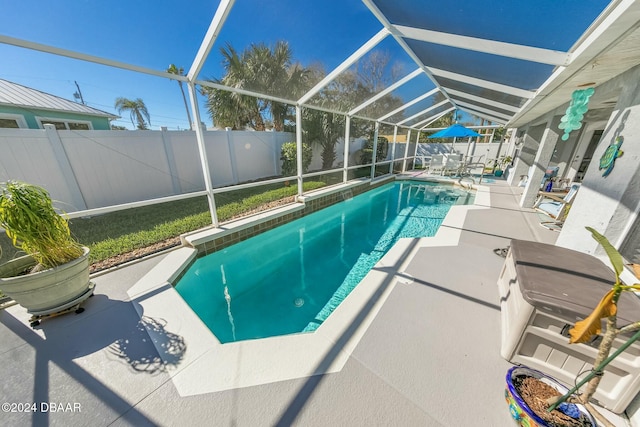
[0,105,112,130]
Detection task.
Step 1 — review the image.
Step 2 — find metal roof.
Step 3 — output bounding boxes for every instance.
[0,79,117,119]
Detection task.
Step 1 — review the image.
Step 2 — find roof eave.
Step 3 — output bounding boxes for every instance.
[508,0,640,128]
[0,101,118,120]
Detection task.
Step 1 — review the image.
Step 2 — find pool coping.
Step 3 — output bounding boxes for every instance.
[181,177,394,255]
[126,181,490,396]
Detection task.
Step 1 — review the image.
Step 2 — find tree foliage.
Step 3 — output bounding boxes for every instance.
[303,52,403,169]
[302,109,345,169]
[114,97,151,130]
[360,137,389,165]
[202,41,414,170]
[202,41,310,131]
[166,64,193,130]
[280,142,312,177]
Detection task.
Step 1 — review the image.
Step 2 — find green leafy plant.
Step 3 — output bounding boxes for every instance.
[360,136,389,165]
[280,141,312,177]
[492,155,512,171]
[67,180,326,266]
[546,227,640,424]
[490,155,513,176]
[0,181,83,271]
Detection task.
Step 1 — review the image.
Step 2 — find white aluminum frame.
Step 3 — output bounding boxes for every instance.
[35,116,94,130]
[3,0,633,230]
[0,112,29,129]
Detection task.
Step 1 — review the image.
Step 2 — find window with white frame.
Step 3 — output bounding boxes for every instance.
[36,117,93,130]
[0,113,28,128]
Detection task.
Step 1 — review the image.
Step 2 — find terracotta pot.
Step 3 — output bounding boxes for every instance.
[505,366,597,427]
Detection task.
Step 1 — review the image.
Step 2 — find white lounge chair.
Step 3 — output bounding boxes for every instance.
[534,183,580,230]
[441,159,459,176]
[428,154,445,174]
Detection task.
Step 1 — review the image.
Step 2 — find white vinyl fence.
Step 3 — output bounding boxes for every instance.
[0,126,506,215]
[416,139,506,163]
[0,126,293,212]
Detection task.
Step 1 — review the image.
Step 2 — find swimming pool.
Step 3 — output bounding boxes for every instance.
[175,180,474,343]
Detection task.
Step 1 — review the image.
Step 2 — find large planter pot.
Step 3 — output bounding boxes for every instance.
[0,247,92,315]
[505,366,597,427]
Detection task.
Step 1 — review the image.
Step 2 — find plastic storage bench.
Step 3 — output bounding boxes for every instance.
[498,239,640,413]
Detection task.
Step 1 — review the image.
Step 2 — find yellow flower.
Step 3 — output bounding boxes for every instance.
[569,289,617,344]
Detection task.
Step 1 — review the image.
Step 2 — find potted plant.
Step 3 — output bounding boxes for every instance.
[505,227,640,427]
[0,180,93,326]
[493,155,513,177]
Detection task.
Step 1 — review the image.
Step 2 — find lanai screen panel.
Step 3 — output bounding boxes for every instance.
[384,92,448,125]
[359,72,437,121]
[1,0,212,71]
[402,102,451,128]
[198,0,383,104]
[407,41,554,91]
[369,0,612,123]
[377,122,395,162]
[0,45,199,131]
[371,0,610,50]
[0,1,215,132]
[447,96,515,121]
[434,77,528,109]
[305,37,415,115]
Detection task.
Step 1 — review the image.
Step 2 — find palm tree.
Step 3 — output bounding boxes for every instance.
[300,53,404,168]
[302,108,344,169]
[114,97,151,130]
[419,109,459,144]
[202,41,311,131]
[202,43,265,130]
[166,64,193,130]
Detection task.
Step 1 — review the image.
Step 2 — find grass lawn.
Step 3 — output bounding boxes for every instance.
[0,180,328,269]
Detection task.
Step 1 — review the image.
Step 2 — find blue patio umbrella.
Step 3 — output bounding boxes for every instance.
[428,123,481,138]
[428,124,481,154]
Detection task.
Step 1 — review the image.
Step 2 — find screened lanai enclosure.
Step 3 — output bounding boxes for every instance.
[0,0,631,258]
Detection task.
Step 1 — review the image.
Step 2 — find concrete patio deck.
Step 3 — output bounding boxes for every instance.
[0,178,629,426]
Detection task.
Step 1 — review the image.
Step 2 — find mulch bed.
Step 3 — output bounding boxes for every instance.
[89,237,182,274]
[88,197,298,274]
[515,376,593,427]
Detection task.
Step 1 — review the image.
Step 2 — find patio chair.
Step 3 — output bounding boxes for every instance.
[428,154,445,174]
[409,183,428,198]
[534,183,580,230]
[416,155,432,171]
[456,155,487,184]
[541,166,560,189]
[442,154,464,176]
[462,155,486,173]
[446,153,463,161]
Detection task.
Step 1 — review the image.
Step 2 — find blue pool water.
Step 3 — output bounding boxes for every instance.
[175,181,474,343]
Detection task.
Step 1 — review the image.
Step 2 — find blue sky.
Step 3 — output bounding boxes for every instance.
[0,0,610,130]
[0,0,385,130]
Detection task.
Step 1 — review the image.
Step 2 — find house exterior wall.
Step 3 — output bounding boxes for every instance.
[518,116,563,207]
[556,64,640,257]
[0,105,112,130]
[506,64,640,421]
